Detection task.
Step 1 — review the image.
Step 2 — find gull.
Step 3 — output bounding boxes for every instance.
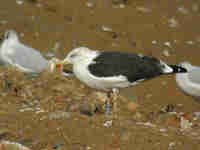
[0,30,73,76]
[62,47,187,115]
[176,61,200,100]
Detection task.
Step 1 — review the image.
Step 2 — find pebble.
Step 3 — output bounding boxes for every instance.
[160,104,175,113]
[168,18,179,28]
[79,103,94,116]
[127,101,139,113]
[159,128,167,132]
[177,6,189,15]
[152,40,157,44]
[168,142,176,150]
[136,7,152,13]
[48,111,71,120]
[16,0,24,5]
[180,117,192,130]
[185,40,195,45]
[104,120,113,128]
[164,41,172,47]
[101,25,113,32]
[194,112,200,120]
[162,49,170,57]
[167,115,180,127]
[86,0,96,8]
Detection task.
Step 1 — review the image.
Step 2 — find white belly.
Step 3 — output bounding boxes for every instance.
[73,63,131,91]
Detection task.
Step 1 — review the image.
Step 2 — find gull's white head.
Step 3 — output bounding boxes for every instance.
[63,47,95,64]
[3,30,19,42]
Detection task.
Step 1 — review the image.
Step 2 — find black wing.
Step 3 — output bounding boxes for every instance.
[88,51,164,83]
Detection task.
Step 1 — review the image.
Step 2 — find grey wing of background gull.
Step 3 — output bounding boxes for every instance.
[9,43,48,73]
[188,68,200,84]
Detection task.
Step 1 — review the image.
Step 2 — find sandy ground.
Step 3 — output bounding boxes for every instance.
[0,0,200,149]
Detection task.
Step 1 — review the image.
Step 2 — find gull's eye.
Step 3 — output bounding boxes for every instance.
[4,32,9,39]
[70,53,77,58]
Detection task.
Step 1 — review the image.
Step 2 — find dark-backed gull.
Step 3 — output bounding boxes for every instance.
[176,61,200,101]
[62,47,187,115]
[0,30,73,76]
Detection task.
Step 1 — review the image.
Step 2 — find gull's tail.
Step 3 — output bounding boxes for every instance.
[159,60,187,74]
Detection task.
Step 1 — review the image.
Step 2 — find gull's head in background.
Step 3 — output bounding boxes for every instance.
[3,30,19,44]
[62,47,98,65]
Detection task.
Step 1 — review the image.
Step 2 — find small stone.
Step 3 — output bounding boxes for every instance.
[162,49,170,57]
[79,104,94,116]
[127,101,139,112]
[16,0,24,5]
[194,112,200,120]
[86,0,96,8]
[49,111,71,120]
[164,41,172,47]
[104,120,113,128]
[161,104,175,113]
[185,41,195,45]
[168,142,176,150]
[159,128,167,132]
[152,40,157,44]
[180,117,192,130]
[168,18,179,28]
[101,25,113,32]
[177,6,189,14]
[136,7,152,13]
[167,115,180,127]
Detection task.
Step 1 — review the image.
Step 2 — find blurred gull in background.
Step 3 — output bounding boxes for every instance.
[176,61,200,100]
[0,30,73,76]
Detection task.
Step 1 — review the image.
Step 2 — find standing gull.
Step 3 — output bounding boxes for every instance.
[0,30,73,75]
[62,47,187,115]
[176,61,200,101]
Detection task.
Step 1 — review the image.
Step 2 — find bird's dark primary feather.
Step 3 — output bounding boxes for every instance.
[88,51,165,83]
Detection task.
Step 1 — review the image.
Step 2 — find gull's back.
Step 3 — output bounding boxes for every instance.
[0,30,48,73]
[10,42,48,73]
